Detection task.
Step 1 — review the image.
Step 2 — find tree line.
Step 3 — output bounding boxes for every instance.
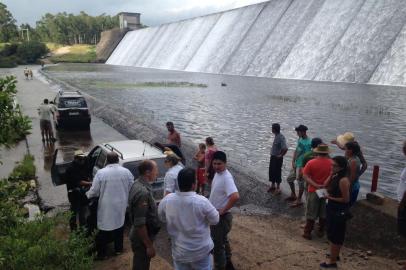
[0,3,119,45]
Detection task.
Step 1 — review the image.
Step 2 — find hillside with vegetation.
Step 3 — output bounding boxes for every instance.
[0,3,119,66]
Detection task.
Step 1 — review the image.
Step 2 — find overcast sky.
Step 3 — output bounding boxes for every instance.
[3,0,267,27]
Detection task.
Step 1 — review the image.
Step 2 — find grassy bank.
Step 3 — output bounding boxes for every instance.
[49,44,96,63]
[0,154,94,269]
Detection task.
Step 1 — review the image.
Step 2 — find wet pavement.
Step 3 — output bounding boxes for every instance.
[0,66,126,208]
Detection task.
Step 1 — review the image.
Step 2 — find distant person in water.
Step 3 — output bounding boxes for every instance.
[397,141,406,270]
[166,121,181,148]
[331,132,367,177]
[267,123,288,195]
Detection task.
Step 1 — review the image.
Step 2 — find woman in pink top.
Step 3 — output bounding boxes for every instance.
[205,137,218,184]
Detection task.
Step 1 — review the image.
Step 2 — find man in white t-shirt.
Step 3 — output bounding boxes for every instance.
[209,151,239,270]
[37,98,56,142]
[158,167,219,269]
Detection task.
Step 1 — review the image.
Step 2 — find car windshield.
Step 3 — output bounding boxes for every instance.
[123,158,167,180]
[59,97,87,108]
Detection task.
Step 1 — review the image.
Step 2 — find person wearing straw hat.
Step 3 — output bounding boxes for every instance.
[163,152,184,196]
[331,132,367,177]
[302,144,332,240]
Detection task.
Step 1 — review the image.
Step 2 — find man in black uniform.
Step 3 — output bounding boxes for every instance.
[66,150,92,231]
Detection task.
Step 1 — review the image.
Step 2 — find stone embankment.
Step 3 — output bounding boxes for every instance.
[40,68,406,260]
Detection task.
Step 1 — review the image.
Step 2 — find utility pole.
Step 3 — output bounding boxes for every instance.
[21,28,30,41]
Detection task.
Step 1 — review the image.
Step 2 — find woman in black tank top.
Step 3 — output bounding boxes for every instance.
[320,156,350,269]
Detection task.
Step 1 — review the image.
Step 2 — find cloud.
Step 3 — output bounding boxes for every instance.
[2,0,267,26]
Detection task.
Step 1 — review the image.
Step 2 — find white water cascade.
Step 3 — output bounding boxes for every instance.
[107,0,406,87]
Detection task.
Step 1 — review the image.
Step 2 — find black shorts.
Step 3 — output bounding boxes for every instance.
[398,206,406,238]
[326,204,348,245]
[269,155,283,184]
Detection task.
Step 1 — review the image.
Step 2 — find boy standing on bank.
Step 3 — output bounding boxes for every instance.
[268,123,288,195]
[209,151,239,270]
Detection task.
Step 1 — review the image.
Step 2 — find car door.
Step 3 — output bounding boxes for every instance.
[92,149,107,178]
[51,148,73,186]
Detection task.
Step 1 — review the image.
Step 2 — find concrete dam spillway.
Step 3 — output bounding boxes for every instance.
[107,0,406,87]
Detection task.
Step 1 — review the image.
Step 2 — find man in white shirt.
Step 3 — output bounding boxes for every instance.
[37,98,56,142]
[209,151,239,270]
[159,167,219,270]
[164,153,184,196]
[86,152,134,259]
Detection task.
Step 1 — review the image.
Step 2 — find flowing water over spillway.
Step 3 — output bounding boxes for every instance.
[45,64,406,199]
[107,0,406,86]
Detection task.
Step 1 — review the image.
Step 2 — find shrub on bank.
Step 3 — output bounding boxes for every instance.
[0,155,94,269]
[0,76,32,147]
[8,154,36,181]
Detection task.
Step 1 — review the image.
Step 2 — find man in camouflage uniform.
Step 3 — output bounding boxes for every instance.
[128,160,161,270]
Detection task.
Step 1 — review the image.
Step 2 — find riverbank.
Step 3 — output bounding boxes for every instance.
[1,65,404,269]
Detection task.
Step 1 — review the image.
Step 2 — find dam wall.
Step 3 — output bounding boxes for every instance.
[107,0,406,87]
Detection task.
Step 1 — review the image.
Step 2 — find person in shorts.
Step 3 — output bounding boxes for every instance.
[38,99,56,142]
[302,144,332,240]
[267,123,288,195]
[287,125,312,207]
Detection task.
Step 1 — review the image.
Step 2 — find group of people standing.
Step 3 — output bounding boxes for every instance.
[71,121,240,270]
[37,98,57,142]
[23,67,33,80]
[268,123,368,268]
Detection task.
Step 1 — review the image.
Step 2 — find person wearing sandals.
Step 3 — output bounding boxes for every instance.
[302,144,332,240]
[287,125,312,207]
[320,156,350,268]
[267,123,288,195]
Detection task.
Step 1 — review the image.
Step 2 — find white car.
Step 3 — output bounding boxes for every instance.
[51,140,168,201]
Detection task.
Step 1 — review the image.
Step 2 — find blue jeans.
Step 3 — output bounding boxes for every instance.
[350,181,360,207]
[173,254,212,270]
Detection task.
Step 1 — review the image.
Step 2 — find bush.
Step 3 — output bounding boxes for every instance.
[0,156,94,269]
[0,43,18,57]
[16,41,48,64]
[0,214,94,270]
[9,154,36,181]
[0,56,18,67]
[0,76,32,147]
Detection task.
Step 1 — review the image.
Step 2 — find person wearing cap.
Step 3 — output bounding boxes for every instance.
[164,152,184,196]
[209,151,239,270]
[66,149,92,231]
[288,125,312,207]
[166,121,182,148]
[86,152,134,259]
[332,132,367,177]
[267,123,288,194]
[158,167,219,269]
[302,144,332,240]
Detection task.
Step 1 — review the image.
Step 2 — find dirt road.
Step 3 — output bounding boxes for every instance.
[95,212,399,270]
